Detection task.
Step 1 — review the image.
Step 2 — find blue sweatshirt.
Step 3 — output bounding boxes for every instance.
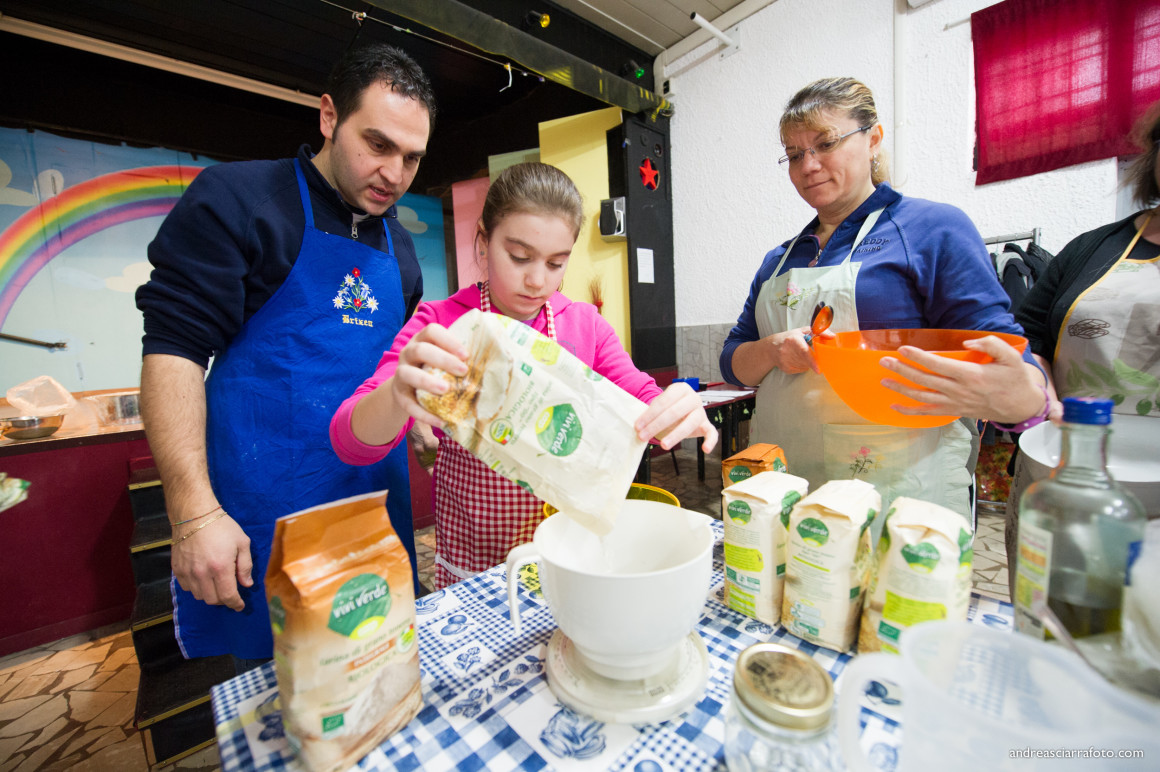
[720,183,1032,384]
[137,144,423,368]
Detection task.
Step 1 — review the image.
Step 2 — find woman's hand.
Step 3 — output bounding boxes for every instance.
[878,335,1046,424]
[729,327,824,385]
[635,382,719,454]
[771,327,822,374]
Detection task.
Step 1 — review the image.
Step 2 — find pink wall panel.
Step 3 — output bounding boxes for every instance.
[451,177,490,290]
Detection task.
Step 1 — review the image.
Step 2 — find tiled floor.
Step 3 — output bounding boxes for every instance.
[1,441,1011,771]
[0,624,218,772]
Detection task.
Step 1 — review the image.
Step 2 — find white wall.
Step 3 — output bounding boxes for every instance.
[669,0,1122,330]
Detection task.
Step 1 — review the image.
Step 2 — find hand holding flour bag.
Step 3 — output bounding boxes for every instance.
[416,309,648,534]
[782,479,880,652]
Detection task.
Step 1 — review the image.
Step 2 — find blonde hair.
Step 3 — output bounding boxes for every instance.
[480,162,585,237]
[779,77,890,186]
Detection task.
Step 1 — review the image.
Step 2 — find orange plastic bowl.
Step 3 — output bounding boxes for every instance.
[812,329,1028,428]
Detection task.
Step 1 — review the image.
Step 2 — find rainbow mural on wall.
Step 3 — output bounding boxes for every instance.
[0,165,203,328]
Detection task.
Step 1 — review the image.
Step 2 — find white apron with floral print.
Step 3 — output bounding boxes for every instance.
[1053,212,1160,416]
[751,209,974,537]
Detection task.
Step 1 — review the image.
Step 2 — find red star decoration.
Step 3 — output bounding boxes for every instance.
[639,158,659,190]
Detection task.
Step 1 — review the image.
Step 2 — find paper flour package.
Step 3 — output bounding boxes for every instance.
[722,471,809,624]
[858,497,973,654]
[266,490,422,772]
[721,443,789,488]
[417,309,649,534]
[782,479,880,652]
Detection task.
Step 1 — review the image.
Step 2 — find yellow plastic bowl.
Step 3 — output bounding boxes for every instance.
[542,482,680,518]
[813,329,1028,428]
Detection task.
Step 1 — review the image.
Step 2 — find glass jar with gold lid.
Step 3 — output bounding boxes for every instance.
[723,642,844,771]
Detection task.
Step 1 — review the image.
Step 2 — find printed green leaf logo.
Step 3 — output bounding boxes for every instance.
[489,419,514,445]
[780,490,802,518]
[582,365,605,382]
[328,574,390,639]
[958,527,973,565]
[860,507,878,536]
[772,458,787,471]
[727,500,752,524]
[535,404,582,456]
[901,542,941,573]
[728,466,753,483]
[796,517,829,547]
[531,339,560,365]
[269,596,285,636]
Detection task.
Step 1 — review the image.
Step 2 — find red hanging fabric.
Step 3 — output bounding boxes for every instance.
[972,0,1160,185]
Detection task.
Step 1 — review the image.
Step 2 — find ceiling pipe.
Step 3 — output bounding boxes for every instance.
[690,12,738,51]
[369,0,671,117]
[0,13,320,108]
[653,0,776,99]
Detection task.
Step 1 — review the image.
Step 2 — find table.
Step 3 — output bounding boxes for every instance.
[698,388,756,481]
[212,522,1013,772]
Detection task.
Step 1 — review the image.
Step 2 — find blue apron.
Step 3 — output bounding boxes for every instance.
[173,159,416,659]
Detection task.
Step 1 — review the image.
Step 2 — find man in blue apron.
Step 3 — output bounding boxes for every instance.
[136,45,435,669]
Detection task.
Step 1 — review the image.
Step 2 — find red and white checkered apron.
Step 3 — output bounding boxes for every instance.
[431,282,555,588]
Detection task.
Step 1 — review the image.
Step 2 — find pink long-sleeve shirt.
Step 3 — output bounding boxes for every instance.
[330,285,664,464]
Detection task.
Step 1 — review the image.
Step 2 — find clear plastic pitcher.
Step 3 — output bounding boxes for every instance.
[837,621,1160,771]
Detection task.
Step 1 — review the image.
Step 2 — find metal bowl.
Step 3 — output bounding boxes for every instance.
[1,414,64,440]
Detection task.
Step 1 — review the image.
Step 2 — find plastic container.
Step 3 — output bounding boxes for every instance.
[812,328,1027,428]
[838,620,1160,771]
[724,643,843,772]
[1014,397,1146,639]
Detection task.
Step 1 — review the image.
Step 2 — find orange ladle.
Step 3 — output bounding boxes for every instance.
[803,302,833,346]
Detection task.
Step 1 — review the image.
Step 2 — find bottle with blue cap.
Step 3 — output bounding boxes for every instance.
[1014,397,1146,640]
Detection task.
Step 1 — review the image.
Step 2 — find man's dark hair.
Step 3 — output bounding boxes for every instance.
[326,43,437,131]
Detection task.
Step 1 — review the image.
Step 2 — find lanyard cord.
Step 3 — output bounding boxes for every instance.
[479,281,556,341]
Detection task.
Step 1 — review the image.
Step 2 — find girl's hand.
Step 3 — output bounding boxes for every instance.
[878,336,1046,424]
[387,323,470,426]
[635,382,719,454]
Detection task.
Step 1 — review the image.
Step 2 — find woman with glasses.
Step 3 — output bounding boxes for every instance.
[720,77,1047,527]
[1003,100,1160,590]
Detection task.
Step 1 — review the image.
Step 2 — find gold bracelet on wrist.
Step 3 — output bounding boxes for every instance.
[170,504,223,527]
[174,512,229,543]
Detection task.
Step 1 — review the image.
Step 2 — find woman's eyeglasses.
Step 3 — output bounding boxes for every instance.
[779,125,872,167]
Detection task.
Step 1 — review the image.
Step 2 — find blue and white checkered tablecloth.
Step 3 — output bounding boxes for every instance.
[211,523,1014,772]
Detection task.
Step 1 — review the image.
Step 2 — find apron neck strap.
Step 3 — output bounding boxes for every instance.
[1119,209,1157,262]
[774,206,886,275]
[480,281,556,340]
[292,159,314,229]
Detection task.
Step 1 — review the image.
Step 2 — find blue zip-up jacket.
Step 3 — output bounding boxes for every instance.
[137,144,423,367]
[720,183,1033,384]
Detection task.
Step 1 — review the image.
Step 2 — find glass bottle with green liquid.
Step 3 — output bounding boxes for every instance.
[1014,397,1146,639]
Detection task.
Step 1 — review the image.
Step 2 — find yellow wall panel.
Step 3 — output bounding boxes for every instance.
[537,107,631,352]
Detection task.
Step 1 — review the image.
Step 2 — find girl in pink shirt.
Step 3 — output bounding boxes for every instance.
[331,162,717,588]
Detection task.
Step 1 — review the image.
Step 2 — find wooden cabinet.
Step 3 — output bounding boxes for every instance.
[0,430,149,657]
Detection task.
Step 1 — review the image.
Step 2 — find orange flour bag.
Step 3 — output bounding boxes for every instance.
[265,490,422,772]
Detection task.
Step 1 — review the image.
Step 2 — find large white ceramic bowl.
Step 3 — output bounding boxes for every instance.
[506,499,714,680]
[1019,413,1160,515]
